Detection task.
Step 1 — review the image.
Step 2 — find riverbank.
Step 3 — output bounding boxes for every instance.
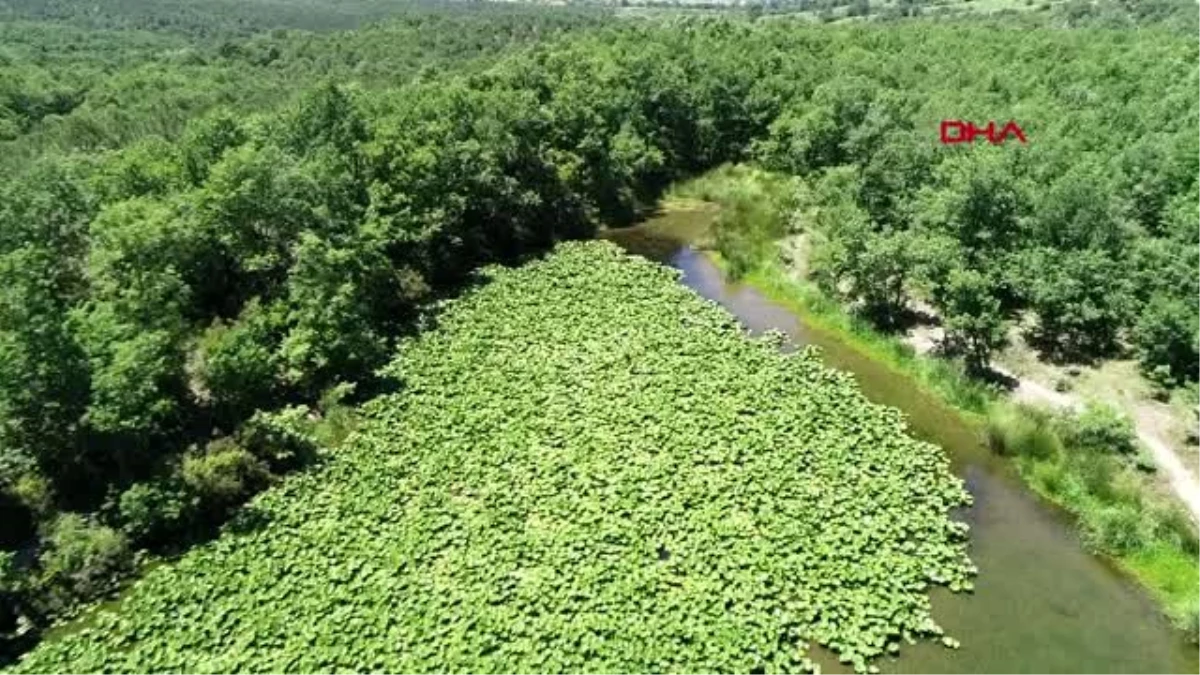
[720,252,1198,640]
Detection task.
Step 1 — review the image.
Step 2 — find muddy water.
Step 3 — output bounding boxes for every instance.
[603,206,1199,674]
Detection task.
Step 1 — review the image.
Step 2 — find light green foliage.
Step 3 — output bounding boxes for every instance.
[985,404,1061,460]
[669,165,797,279]
[10,242,974,673]
[238,406,319,472]
[179,438,268,515]
[278,232,389,394]
[1180,595,1200,643]
[2,0,1197,648]
[1084,503,1146,555]
[1059,403,1136,456]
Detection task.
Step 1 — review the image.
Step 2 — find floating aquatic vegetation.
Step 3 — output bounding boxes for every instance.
[12,241,973,674]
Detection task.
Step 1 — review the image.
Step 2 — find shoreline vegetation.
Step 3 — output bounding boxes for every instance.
[663,168,1198,640]
[736,256,1198,639]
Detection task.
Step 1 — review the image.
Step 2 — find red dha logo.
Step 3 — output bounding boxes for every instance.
[940,120,1027,145]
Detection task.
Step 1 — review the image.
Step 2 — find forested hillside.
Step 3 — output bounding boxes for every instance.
[1,0,1197,662]
[0,1,608,170]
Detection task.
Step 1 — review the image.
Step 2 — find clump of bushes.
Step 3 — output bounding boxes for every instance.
[109,405,321,548]
[34,514,132,616]
[666,164,797,280]
[1084,503,1146,555]
[1177,601,1199,644]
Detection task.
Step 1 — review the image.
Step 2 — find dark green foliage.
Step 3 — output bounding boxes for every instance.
[1133,295,1199,388]
[941,269,1008,374]
[189,301,285,424]
[113,481,192,545]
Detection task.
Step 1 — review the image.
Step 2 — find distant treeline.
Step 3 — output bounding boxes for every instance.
[1,4,1196,659]
[0,1,611,169]
[0,0,611,36]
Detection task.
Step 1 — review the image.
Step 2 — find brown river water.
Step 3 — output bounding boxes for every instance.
[602,205,1199,674]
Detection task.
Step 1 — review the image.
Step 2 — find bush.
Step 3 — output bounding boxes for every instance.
[1059,403,1136,455]
[1151,505,1200,555]
[985,404,1062,460]
[1084,503,1146,555]
[188,300,283,423]
[1067,450,1119,502]
[180,439,268,517]
[36,514,131,613]
[1030,459,1067,499]
[1132,294,1199,388]
[667,165,796,281]
[238,406,319,471]
[114,481,194,545]
[314,382,359,448]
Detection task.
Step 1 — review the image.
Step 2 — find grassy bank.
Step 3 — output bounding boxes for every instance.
[719,252,1199,641]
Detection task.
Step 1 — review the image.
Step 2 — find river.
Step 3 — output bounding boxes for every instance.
[602,204,1200,674]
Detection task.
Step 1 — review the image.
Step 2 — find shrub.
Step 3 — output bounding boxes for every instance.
[1175,600,1199,645]
[36,514,131,613]
[1151,505,1200,555]
[1059,403,1136,455]
[238,406,319,471]
[1132,294,1199,388]
[114,481,194,545]
[985,404,1062,460]
[1067,450,1118,502]
[180,438,268,517]
[1083,504,1147,555]
[188,300,283,422]
[1030,459,1067,499]
[314,383,359,448]
[1133,451,1158,473]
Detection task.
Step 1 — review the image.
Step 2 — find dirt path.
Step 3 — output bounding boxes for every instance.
[999,364,1200,522]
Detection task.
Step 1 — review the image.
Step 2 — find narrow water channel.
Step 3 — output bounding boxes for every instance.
[603,205,1200,674]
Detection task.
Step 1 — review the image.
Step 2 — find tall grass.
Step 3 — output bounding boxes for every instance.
[984,403,1062,459]
[987,400,1200,639]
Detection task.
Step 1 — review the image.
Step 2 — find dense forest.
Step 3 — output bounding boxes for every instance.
[1,0,1198,661]
[0,1,608,171]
